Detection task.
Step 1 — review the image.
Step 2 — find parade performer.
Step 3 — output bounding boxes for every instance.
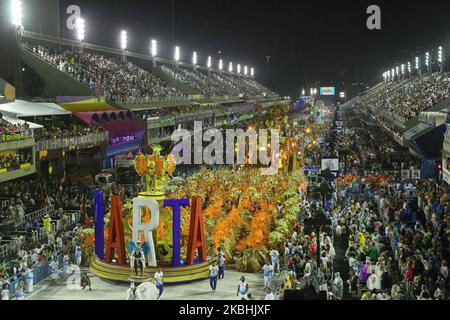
[236,276,250,300]
[49,259,60,285]
[209,260,219,293]
[15,281,25,300]
[154,267,164,299]
[63,253,70,274]
[262,261,274,289]
[25,267,34,293]
[1,283,10,300]
[75,245,82,266]
[269,249,280,273]
[130,241,146,277]
[217,251,225,280]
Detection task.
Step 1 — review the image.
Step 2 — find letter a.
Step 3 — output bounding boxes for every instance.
[105,195,127,265]
[186,197,206,265]
[366,5,381,30]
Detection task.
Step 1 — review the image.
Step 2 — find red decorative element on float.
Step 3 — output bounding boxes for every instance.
[186,197,207,265]
[105,195,127,265]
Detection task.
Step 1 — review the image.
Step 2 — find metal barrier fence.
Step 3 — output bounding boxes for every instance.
[14,205,55,228]
[117,96,191,105]
[35,132,109,152]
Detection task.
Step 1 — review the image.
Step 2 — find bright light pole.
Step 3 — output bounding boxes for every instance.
[11,0,23,27]
[174,46,180,68]
[425,52,430,72]
[438,46,444,72]
[250,67,254,77]
[407,62,411,78]
[76,18,85,42]
[192,51,197,70]
[401,64,405,79]
[302,89,306,96]
[391,68,395,81]
[237,64,241,74]
[244,65,248,76]
[219,59,223,72]
[207,56,212,69]
[415,56,421,76]
[229,62,233,73]
[120,30,127,51]
[150,39,157,66]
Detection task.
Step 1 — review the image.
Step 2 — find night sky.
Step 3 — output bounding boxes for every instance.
[50,0,450,97]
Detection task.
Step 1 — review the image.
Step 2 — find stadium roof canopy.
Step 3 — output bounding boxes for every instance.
[0,100,70,118]
[2,114,43,129]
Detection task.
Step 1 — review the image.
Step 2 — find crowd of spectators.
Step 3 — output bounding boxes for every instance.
[328,114,449,300]
[0,150,32,172]
[361,72,450,121]
[23,42,184,102]
[160,65,275,98]
[33,120,104,142]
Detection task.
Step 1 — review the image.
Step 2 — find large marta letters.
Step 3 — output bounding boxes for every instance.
[99,195,207,266]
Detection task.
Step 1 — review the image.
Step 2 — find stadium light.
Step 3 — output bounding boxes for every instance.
[76,18,85,42]
[401,64,405,76]
[237,64,241,74]
[310,88,314,95]
[396,66,399,77]
[251,67,254,77]
[244,65,248,76]
[229,62,233,73]
[415,56,419,70]
[302,89,306,95]
[11,0,23,27]
[192,51,197,65]
[425,52,430,71]
[219,59,223,71]
[407,62,411,75]
[120,31,127,51]
[174,46,180,62]
[207,56,212,68]
[339,92,346,99]
[438,46,443,64]
[151,39,157,57]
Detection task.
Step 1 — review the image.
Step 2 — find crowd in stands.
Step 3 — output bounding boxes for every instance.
[22,42,183,102]
[361,72,450,121]
[33,120,105,142]
[160,65,276,98]
[0,114,30,142]
[0,150,32,172]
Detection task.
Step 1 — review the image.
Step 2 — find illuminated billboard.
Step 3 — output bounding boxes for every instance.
[320,87,336,96]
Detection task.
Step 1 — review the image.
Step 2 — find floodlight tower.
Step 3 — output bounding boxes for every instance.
[438,46,444,72]
[425,52,430,73]
[76,18,85,53]
[250,67,254,78]
[219,59,224,73]
[229,62,233,74]
[415,56,421,76]
[244,65,248,77]
[11,0,24,38]
[192,51,197,70]
[407,62,411,78]
[174,46,180,68]
[207,56,212,74]
[401,64,405,79]
[120,30,127,62]
[151,39,157,66]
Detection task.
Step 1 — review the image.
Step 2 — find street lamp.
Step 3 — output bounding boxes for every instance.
[151,39,157,58]
[11,0,23,27]
[76,18,85,42]
[120,30,127,51]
